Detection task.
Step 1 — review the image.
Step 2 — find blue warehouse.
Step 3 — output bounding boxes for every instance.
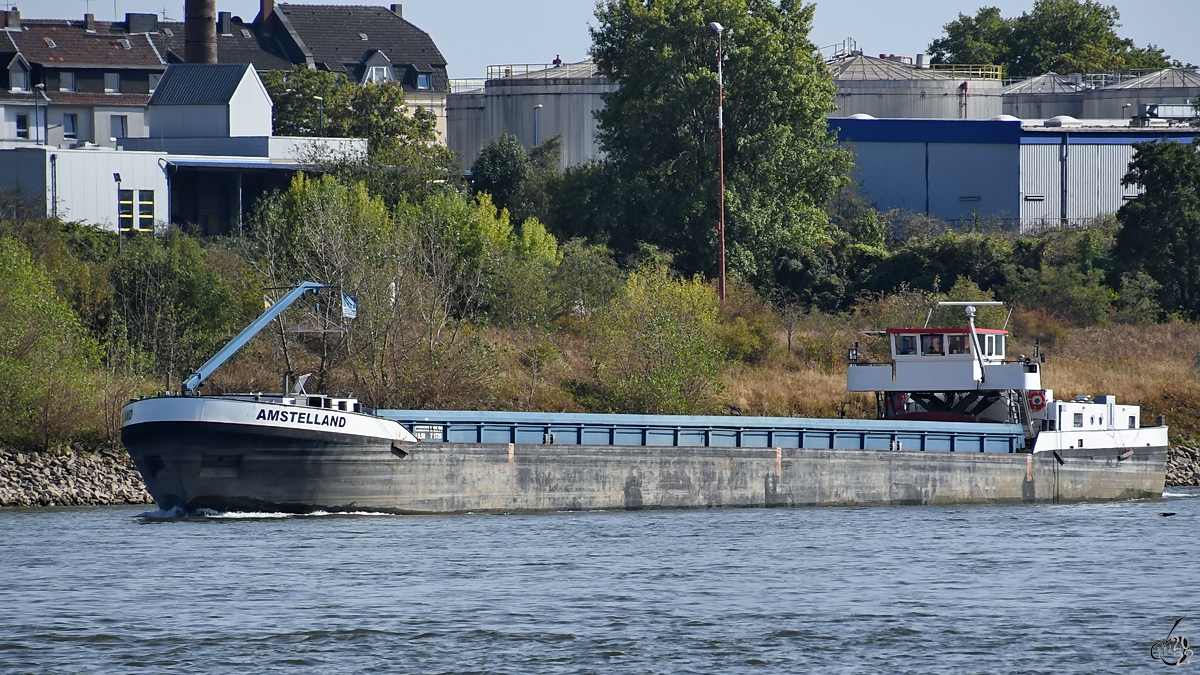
[830,116,1199,231]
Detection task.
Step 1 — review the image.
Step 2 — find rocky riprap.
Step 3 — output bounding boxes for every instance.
[0,448,153,507]
[1167,445,1200,487]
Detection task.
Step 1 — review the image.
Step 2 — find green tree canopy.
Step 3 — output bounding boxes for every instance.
[1114,139,1200,318]
[928,0,1177,76]
[471,132,530,215]
[260,66,459,205]
[588,0,850,289]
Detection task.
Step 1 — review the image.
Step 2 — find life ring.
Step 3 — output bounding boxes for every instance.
[1028,390,1047,411]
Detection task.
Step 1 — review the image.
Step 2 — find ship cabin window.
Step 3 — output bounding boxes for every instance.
[1129,416,1137,429]
[995,335,1004,357]
[947,335,971,355]
[896,335,918,355]
[1073,413,1084,428]
[921,334,944,356]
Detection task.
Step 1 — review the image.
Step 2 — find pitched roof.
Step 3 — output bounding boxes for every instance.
[275,4,448,90]
[1102,68,1200,90]
[151,19,293,70]
[828,55,958,81]
[149,63,252,105]
[1002,72,1085,95]
[8,19,165,68]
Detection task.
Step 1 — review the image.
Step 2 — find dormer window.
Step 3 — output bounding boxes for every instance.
[59,72,75,92]
[104,72,120,93]
[367,66,391,84]
[416,72,432,90]
[10,68,27,92]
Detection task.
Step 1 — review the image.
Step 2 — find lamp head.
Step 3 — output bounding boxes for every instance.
[534,104,543,109]
[708,22,723,34]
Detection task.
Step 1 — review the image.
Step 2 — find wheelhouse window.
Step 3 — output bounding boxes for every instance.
[921,334,944,356]
[947,335,971,355]
[994,335,1005,357]
[59,72,75,92]
[896,335,918,355]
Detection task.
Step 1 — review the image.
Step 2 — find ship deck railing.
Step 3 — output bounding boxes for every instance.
[378,410,1025,453]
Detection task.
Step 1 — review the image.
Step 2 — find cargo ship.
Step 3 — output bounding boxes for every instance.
[122,288,1168,514]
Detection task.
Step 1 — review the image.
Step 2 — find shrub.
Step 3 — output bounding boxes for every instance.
[581,263,724,414]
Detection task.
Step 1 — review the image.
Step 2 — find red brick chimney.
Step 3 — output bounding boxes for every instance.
[184,0,217,63]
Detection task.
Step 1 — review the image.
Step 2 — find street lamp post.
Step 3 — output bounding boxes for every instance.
[709,21,726,303]
[533,103,544,146]
[313,96,325,133]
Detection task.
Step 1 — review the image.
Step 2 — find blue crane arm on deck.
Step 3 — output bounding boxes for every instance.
[181,281,329,393]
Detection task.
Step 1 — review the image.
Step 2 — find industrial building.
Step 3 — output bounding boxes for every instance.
[832,116,1198,230]
[0,63,364,234]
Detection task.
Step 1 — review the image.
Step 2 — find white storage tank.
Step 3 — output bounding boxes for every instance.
[828,54,1004,119]
[1083,68,1200,119]
[1002,73,1085,119]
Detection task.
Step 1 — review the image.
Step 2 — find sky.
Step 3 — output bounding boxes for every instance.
[22,0,1200,78]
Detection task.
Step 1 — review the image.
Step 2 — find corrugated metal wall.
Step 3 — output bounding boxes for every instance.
[849,141,1018,222]
[833,80,1004,119]
[927,143,1020,222]
[1019,144,1061,223]
[448,79,617,172]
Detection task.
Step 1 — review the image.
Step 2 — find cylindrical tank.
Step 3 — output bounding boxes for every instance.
[1083,69,1200,118]
[447,61,618,171]
[184,0,217,63]
[1002,73,1084,119]
[829,55,1004,119]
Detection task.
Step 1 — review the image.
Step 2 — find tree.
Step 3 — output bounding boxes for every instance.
[590,0,851,288]
[928,0,1176,77]
[582,262,724,414]
[471,132,530,215]
[0,238,102,448]
[1115,139,1200,318]
[261,66,459,205]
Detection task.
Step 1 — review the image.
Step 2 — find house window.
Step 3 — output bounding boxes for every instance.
[416,72,432,90]
[104,72,120,93]
[367,66,391,84]
[16,114,28,139]
[137,190,154,231]
[10,68,27,91]
[63,113,77,139]
[110,115,127,140]
[149,73,161,92]
[59,72,75,91]
[118,189,134,232]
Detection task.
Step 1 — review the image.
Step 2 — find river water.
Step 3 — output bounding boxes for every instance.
[2,492,1198,674]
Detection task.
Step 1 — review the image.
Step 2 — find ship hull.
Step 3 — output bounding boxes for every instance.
[123,434,1168,514]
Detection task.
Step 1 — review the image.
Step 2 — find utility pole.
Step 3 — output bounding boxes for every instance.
[709,22,726,302]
